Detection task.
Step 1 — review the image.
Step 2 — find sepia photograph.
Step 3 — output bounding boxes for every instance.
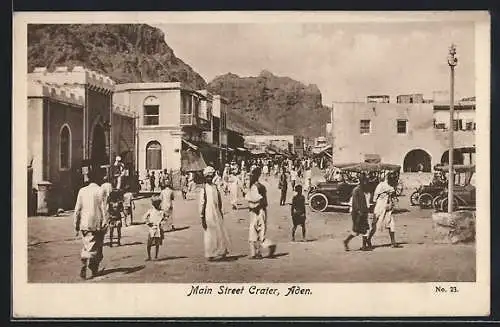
[12,11,490,318]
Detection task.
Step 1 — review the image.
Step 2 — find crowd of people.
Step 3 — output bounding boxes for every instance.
[72,154,400,280]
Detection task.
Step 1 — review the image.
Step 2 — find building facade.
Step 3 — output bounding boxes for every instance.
[114,83,226,184]
[244,134,305,157]
[332,99,475,172]
[28,66,135,212]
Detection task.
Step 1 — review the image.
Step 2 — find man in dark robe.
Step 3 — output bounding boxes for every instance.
[343,174,371,251]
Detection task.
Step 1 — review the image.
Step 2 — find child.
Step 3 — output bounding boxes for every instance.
[107,189,124,247]
[291,185,307,241]
[122,186,135,226]
[143,195,167,261]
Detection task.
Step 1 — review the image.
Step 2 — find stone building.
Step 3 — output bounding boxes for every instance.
[332,98,476,172]
[244,134,305,157]
[27,67,136,213]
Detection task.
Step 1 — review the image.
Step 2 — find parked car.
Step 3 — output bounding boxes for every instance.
[410,171,447,209]
[308,162,401,212]
[431,164,476,212]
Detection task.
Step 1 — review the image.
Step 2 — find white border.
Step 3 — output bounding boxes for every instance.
[12,11,491,318]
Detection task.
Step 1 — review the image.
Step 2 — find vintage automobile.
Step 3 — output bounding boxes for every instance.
[410,171,448,209]
[430,164,476,212]
[308,162,401,212]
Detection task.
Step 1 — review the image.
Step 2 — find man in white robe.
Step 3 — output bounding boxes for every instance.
[246,167,276,259]
[229,170,242,210]
[199,166,230,261]
[368,173,402,249]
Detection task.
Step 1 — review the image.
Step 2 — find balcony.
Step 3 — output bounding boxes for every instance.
[180,114,194,125]
[180,113,211,131]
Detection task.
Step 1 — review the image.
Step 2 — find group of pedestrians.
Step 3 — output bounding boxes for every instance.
[343,172,402,251]
[73,153,401,280]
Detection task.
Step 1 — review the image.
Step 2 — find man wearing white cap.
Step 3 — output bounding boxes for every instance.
[199,166,230,261]
[113,156,125,190]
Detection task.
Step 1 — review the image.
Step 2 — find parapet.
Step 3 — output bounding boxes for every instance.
[113,104,136,118]
[28,79,85,106]
[29,66,115,92]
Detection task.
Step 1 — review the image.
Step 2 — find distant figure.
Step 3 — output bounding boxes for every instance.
[180,171,188,200]
[290,167,298,190]
[291,185,307,242]
[149,171,155,192]
[143,195,166,261]
[107,190,124,247]
[160,179,175,231]
[229,170,242,210]
[278,168,288,206]
[187,172,195,195]
[74,170,108,279]
[113,156,126,190]
[199,166,230,261]
[122,186,134,226]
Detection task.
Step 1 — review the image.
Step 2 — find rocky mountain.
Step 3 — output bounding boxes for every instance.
[27,24,206,89]
[208,70,331,138]
[28,24,329,137]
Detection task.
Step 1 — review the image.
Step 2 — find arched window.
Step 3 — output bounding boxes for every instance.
[146,141,162,170]
[143,96,160,126]
[59,124,71,170]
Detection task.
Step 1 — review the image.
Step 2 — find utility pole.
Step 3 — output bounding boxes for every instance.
[447,44,458,213]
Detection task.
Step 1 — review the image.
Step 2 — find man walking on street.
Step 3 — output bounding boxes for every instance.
[343,174,371,251]
[74,170,108,279]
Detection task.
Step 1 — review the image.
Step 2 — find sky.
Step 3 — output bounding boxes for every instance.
[156,22,475,105]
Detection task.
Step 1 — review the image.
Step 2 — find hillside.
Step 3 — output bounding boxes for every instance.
[27,24,206,89]
[208,71,331,138]
[27,24,329,137]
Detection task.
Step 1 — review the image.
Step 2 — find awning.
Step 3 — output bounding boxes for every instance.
[312,145,332,155]
[182,139,199,150]
[181,150,207,172]
[364,154,381,163]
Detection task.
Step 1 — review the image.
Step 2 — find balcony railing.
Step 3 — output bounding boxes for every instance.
[180,113,211,130]
[180,114,194,125]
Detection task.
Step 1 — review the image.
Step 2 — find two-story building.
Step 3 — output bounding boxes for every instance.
[113,82,226,184]
[28,66,136,213]
[332,94,476,172]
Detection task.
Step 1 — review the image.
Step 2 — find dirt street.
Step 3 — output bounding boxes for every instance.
[28,176,475,283]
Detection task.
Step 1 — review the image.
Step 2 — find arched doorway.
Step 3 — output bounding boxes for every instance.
[403,149,432,172]
[440,149,465,165]
[91,123,107,170]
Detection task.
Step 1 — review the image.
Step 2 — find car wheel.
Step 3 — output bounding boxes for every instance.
[309,193,328,212]
[432,196,444,211]
[410,191,420,206]
[440,198,459,212]
[418,193,433,209]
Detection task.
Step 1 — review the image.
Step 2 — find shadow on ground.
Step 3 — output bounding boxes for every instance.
[155,256,188,262]
[99,265,145,276]
[267,252,289,259]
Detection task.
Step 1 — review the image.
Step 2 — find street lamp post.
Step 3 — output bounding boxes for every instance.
[447,44,458,214]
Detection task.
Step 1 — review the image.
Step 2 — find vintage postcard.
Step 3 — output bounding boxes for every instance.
[12,11,490,318]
